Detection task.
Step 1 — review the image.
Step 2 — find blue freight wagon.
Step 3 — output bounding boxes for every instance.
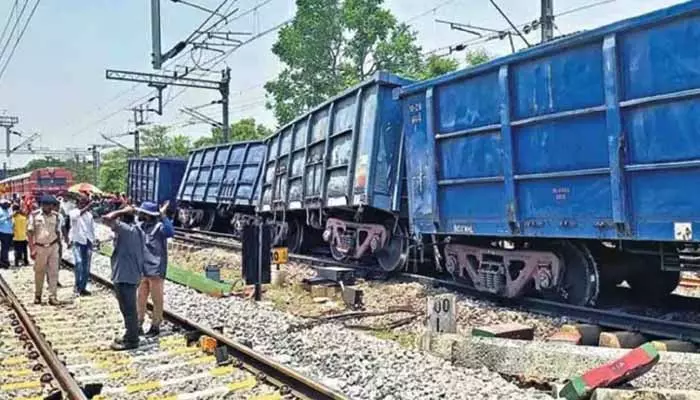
[258,72,412,271]
[127,157,186,211]
[397,1,700,305]
[177,141,266,233]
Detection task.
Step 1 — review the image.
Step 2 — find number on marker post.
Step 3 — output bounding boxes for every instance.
[427,294,456,334]
[272,247,288,265]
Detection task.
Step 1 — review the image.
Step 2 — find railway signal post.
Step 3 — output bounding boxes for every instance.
[241,220,272,301]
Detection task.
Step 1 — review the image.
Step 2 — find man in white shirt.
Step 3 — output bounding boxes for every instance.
[68,196,95,296]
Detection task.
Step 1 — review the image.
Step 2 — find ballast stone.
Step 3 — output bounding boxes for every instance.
[85,252,552,400]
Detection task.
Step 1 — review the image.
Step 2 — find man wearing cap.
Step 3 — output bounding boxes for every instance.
[27,195,61,305]
[0,198,13,268]
[102,205,144,350]
[136,201,173,337]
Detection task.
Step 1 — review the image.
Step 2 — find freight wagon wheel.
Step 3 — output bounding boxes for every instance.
[330,238,350,262]
[588,244,630,292]
[547,241,600,306]
[199,210,215,231]
[285,219,304,254]
[376,224,408,272]
[625,256,680,300]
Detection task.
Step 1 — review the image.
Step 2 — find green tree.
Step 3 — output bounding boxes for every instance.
[139,125,192,157]
[99,149,129,194]
[193,118,272,148]
[418,55,459,80]
[465,48,490,66]
[265,0,423,124]
[98,125,192,193]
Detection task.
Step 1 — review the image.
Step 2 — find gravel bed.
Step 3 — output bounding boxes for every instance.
[0,300,58,400]
[98,223,563,341]
[79,250,551,400]
[1,267,278,400]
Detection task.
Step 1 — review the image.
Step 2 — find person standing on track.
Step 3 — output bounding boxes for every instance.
[27,196,62,305]
[0,199,13,268]
[68,196,95,296]
[11,204,28,267]
[135,201,173,337]
[102,205,144,350]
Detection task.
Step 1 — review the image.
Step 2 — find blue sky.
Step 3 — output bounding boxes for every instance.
[0,0,688,166]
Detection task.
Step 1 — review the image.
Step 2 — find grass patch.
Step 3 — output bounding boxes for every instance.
[368,329,417,348]
[98,244,113,257]
[265,283,329,315]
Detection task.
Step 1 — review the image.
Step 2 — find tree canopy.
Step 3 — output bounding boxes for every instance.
[265,0,492,126]
[265,0,424,125]
[193,118,272,148]
[465,48,490,67]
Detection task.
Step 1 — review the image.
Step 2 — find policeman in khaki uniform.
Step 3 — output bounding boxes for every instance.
[28,195,61,305]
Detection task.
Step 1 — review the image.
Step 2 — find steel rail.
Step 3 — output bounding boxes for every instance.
[400,273,700,343]
[174,228,361,269]
[174,228,700,343]
[0,273,89,400]
[63,260,347,400]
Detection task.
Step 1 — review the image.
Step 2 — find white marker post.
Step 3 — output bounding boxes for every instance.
[427,294,457,334]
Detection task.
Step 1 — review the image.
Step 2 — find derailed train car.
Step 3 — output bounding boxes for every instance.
[128,157,187,209]
[397,0,700,305]
[257,72,413,271]
[177,141,266,233]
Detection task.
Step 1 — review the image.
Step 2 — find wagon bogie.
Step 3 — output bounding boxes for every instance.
[398,1,700,302]
[258,72,412,270]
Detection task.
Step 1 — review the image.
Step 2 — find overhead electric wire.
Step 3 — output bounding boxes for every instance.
[556,0,618,18]
[161,17,291,110]
[0,1,19,52]
[64,0,280,142]
[0,0,29,65]
[181,0,232,45]
[168,0,460,126]
[425,0,620,56]
[404,0,458,24]
[73,0,459,139]
[0,0,41,81]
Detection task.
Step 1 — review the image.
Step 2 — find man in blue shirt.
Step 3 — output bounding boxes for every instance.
[135,201,174,337]
[0,198,13,268]
[102,205,144,350]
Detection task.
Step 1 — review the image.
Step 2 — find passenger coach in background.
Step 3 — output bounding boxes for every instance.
[397,0,700,306]
[0,167,73,199]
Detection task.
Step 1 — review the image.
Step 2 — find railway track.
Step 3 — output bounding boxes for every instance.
[0,277,81,400]
[174,228,363,270]
[0,265,346,400]
[173,227,700,344]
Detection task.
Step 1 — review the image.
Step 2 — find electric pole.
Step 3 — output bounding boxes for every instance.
[132,107,147,158]
[0,115,19,174]
[106,67,233,143]
[88,144,115,186]
[541,0,554,43]
[221,67,231,142]
[151,0,162,69]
